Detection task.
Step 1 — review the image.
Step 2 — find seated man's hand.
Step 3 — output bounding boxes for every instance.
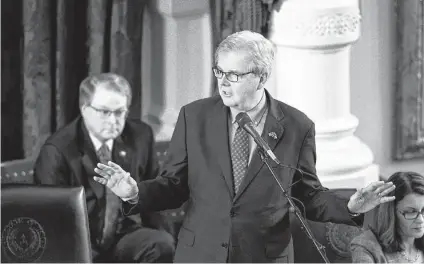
[94,161,138,200]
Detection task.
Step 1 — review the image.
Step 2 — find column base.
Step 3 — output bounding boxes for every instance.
[319,164,380,189]
[150,123,176,142]
[142,104,179,142]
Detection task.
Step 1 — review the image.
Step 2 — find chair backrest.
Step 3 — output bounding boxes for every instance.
[155,141,170,167]
[1,158,35,184]
[290,214,362,263]
[290,188,363,263]
[1,184,92,263]
[152,141,187,239]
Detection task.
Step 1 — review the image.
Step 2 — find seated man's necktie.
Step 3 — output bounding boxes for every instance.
[96,143,121,250]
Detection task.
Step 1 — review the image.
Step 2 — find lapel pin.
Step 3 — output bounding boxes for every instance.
[119,150,127,157]
[268,132,277,139]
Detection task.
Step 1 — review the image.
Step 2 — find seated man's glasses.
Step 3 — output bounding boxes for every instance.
[89,105,128,119]
[398,209,424,220]
[212,67,254,83]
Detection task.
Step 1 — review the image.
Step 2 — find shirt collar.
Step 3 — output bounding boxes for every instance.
[229,91,268,126]
[88,131,114,152]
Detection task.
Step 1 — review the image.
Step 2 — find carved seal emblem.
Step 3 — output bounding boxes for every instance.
[1,217,46,262]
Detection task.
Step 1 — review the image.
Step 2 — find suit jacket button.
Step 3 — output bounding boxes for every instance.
[221,242,229,248]
[230,210,235,217]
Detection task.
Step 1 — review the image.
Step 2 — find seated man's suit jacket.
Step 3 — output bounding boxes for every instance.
[34,117,158,254]
[126,91,363,263]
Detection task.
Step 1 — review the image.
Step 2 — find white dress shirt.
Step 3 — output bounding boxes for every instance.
[228,91,269,165]
[88,132,114,153]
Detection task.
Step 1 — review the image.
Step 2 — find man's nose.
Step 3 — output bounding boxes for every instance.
[221,75,231,86]
[106,112,118,123]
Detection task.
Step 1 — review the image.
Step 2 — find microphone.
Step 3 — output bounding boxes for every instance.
[236,112,330,263]
[235,112,281,165]
[235,112,320,184]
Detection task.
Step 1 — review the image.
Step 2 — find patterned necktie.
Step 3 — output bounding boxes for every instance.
[231,125,250,194]
[96,143,121,250]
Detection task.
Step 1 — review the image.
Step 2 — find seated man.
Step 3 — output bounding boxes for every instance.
[34,73,174,263]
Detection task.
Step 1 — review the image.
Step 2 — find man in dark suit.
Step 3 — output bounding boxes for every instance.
[34,73,175,263]
[93,32,396,262]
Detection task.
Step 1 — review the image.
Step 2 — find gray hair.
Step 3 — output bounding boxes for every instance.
[214,30,275,77]
[79,73,132,108]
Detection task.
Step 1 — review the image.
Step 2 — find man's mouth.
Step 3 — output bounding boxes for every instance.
[221,90,231,96]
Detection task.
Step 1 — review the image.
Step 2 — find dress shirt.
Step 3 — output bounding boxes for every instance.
[228,91,268,165]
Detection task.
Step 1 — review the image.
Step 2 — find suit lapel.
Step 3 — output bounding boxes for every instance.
[112,134,133,178]
[78,121,105,200]
[234,91,285,202]
[211,103,235,198]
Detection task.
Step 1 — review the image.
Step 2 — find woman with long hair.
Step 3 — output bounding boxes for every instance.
[351,171,424,263]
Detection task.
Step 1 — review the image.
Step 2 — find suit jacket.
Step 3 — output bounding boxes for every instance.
[34,117,158,254]
[350,230,388,263]
[126,91,362,262]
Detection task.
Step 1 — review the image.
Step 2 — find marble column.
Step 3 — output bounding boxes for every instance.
[269,0,379,188]
[141,0,213,141]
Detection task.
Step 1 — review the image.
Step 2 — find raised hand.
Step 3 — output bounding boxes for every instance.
[94,161,138,199]
[347,181,396,214]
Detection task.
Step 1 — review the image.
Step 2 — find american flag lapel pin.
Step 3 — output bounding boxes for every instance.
[268,132,277,140]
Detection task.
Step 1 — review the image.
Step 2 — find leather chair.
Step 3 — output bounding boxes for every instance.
[1,184,92,263]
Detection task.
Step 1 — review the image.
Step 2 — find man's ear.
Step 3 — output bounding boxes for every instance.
[258,73,268,89]
[260,73,268,84]
[80,105,88,116]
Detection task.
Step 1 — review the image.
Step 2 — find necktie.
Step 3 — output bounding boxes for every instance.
[231,125,250,194]
[96,143,121,250]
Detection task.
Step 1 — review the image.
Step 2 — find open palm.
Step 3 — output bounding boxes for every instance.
[347,181,396,214]
[94,161,138,199]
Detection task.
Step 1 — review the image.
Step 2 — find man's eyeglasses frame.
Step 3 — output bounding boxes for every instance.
[88,105,128,118]
[212,67,255,83]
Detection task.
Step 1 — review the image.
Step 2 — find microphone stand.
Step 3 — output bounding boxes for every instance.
[257,149,330,263]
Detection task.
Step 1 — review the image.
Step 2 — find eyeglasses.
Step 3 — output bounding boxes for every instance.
[398,209,424,220]
[212,67,254,82]
[89,105,128,119]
